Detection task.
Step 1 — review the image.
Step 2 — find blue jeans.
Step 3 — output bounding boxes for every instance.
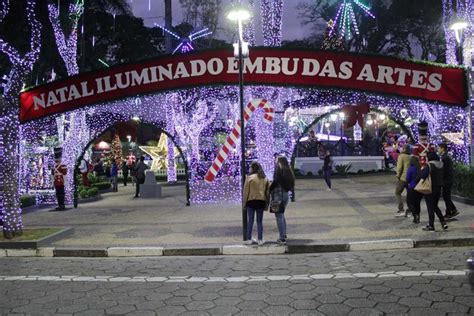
[247,207,264,240]
[275,212,287,239]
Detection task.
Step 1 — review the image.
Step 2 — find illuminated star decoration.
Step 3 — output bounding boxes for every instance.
[139,133,179,171]
[330,0,376,39]
[154,24,212,54]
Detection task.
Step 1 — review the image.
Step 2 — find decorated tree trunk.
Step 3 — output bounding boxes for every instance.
[1,0,42,238]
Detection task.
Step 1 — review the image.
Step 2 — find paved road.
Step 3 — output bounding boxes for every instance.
[1,247,473,315]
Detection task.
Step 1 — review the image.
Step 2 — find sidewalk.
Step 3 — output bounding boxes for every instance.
[19,175,474,255]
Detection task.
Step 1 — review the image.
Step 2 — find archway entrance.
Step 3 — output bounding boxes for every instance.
[73,120,189,207]
[17,48,470,207]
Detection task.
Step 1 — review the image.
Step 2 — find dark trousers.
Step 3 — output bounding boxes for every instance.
[407,188,422,216]
[425,186,445,227]
[55,186,65,208]
[123,173,128,186]
[442,184,457,215]
[323,169,331,189]
[135,177,145,197]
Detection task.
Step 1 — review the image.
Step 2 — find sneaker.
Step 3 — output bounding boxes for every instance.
[442,222,448,231]
[276,238,286,245]
[326,188,332,191]
[245,239,257,245]
[422,225,435,231]
[413,214,420,224]
[446,211,460,218]
[257,240,265,246]
[394,211,406,217]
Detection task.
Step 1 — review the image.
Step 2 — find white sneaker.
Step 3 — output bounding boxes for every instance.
[394,211,405,217]
[245,239,257,245]
[258,240,265,246]
[326,188,332,191]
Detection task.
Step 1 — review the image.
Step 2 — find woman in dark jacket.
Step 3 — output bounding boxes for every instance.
[270,156,295,244]
[420,152,447,231]
[406,156,422,223]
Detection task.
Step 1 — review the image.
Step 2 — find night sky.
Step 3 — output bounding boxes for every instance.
[129,0,315,44]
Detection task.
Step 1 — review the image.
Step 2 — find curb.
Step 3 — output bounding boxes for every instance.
[3,236,474,257]
[0,228,74,250]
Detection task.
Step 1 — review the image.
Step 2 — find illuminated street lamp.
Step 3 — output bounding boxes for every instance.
[450,16,472,165]
[227,4,251,241]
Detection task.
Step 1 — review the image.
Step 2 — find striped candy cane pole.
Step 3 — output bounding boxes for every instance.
[204,99,273,183]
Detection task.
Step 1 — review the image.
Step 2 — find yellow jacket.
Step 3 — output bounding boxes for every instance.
[243,174,270,209]
[396,153,411,182]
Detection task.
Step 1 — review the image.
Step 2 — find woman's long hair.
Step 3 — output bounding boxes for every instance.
[273,156,295,191]
[410,155,421,179]
[250,161,266,179]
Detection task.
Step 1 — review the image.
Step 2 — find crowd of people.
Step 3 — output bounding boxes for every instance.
[78,153,150,198]
[394,123,460,232]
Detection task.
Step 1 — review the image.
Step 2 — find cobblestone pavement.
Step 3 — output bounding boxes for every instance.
[21,175,474,248]
[1,247,473,315]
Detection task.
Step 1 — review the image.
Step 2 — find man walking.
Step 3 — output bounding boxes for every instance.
[438,143,460,218]
[395,144,411,217]
[134,156,149,198]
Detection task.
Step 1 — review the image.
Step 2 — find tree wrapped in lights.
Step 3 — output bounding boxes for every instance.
[49,0,91,206]
[172,96,217,174]
[260,0,283,47]
[0,0,42,238]
[321,19,345,51]
[111,133,122,165]
[48,1,83,76]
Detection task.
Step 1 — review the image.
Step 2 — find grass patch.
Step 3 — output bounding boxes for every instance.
[0,228,63,241]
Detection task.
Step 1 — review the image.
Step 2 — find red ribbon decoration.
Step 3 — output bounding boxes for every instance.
[342,103,370,128]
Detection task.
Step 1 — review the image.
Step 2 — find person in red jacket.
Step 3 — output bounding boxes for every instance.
[53,155,68,210]
[412,121,436,167]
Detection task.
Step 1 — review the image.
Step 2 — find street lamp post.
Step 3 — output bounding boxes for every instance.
[450,17,471,165]
[227,5,251,241]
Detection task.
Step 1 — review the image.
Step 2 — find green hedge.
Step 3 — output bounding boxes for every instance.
[20,194,36,208]
[79,187,100,199]
[453,163,474,199]
[91,182,112,191]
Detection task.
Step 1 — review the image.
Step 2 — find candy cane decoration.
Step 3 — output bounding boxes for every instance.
[204,99,273,183]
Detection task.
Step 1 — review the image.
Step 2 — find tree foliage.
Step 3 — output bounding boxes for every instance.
[297,0,445,62]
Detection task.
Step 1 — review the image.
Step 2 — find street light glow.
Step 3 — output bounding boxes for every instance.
[450,18,469,44]
[227,6,251,22]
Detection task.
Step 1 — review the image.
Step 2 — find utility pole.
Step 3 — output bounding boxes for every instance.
[164,0,172,53]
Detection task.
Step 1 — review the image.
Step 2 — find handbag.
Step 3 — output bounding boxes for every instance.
[269,187,284,213]
[414,165,432,194]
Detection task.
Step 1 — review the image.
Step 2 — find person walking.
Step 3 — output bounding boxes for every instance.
[323,150,333,191]
[121,160,129,186]
[78,157,91,187]
[438,143,460,219]
[111,160,118,192]
[420,152,448,231]
[394,144,411,217]
[269,156,295,245]
[134,156,149,198]
[243,161,270,246]
[406,156,423,224]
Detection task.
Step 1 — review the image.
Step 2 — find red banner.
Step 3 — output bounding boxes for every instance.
[19,48,468,122]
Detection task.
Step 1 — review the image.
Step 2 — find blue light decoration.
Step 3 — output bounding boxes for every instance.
[154,24,213,54]
[330,0,376,39]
